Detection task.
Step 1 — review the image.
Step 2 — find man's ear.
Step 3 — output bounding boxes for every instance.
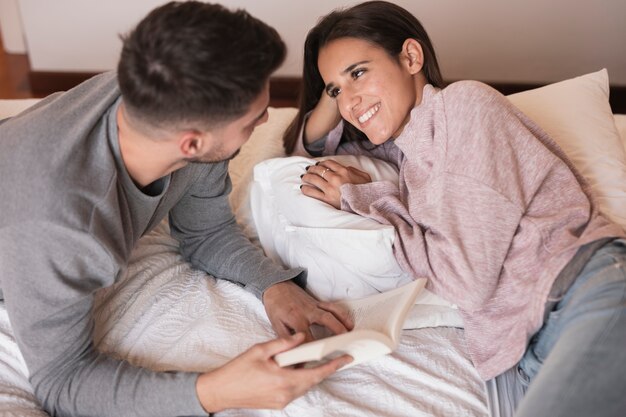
[178,130,205,158]
[401,38,424,75]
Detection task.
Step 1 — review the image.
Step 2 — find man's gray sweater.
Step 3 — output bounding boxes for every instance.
[0,72,304,416]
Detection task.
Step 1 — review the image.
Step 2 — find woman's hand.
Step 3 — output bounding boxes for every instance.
[300,159,372,209]
[304,91,342,145]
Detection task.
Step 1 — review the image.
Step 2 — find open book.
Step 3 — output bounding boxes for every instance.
[274,278,427,370]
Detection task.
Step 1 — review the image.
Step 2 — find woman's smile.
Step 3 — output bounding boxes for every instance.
[357,102,381,125]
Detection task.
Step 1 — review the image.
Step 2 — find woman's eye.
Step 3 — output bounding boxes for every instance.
[327,87,341,98]
[351,69,365,79]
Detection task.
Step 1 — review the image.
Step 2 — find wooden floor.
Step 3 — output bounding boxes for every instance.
[0,32,36,99]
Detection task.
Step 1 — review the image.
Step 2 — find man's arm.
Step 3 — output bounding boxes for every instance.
[1,224,351,416]
[169,162,352,339]
[0,225,207,417]
[169,162,305,298]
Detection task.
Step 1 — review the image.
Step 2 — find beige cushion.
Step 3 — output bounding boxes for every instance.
[508,69,626,229]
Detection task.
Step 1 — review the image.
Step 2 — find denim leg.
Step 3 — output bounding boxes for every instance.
[515,239,626,417]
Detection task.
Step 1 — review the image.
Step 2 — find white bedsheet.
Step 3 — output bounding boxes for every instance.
[0,220,488,417]
[94,221,488,417]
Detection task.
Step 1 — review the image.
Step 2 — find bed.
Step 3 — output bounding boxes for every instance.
[1,69,625,417]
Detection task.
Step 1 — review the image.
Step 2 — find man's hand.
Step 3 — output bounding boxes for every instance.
[262,280,353,341]
[196,333,352,412]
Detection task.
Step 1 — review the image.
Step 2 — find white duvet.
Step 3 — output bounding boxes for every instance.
[0,106,489,416]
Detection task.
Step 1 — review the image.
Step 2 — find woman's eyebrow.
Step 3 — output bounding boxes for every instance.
[342,60,370,74]
[325,60,371,93]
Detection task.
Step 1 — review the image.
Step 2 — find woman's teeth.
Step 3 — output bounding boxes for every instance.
[358,103,380,124]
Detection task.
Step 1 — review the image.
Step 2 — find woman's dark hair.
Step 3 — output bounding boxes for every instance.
[283,0,444,153]
[118,1,286,131]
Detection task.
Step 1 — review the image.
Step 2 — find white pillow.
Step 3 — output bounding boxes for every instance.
[508,69,626,229]
[251,155,407,298]
[250,154,463,329]
[614,114,626,154]
[228,107,298,241]
[0,98,41,119]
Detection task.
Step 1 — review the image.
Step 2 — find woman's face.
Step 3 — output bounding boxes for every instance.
[317,37,425,145]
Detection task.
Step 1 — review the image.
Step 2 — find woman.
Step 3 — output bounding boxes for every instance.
[283,1,626,416]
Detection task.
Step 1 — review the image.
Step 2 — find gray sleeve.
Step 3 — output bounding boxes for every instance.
[0,224,208,417]
[169,162,306,299]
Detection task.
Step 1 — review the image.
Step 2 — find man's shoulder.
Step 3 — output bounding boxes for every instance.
[168,160,232,205]
[176,160,229,182]
[0,71,122,234]
[0,72,120,136]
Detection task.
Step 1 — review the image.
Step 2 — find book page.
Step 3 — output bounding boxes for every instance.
[274,329,392,369]
[274,279,426,369]
[338,278,426,342]
[344,295,401,333]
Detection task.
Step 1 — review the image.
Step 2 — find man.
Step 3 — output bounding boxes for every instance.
[0,2,351,416]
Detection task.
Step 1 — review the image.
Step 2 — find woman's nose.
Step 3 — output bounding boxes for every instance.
[339,87,360,114]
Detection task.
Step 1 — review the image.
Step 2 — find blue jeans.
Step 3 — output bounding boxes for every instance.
[500,239,626,417]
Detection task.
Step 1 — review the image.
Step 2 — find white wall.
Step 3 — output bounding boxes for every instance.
[13,0,626,85]
[0,0,27,53]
